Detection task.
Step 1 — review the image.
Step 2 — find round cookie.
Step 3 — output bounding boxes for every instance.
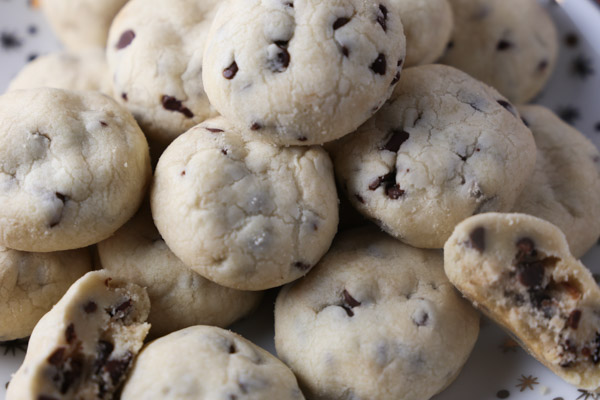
[513,105,600,258]
[330,64,536,249]
[151,116,338,290]
[0,88,151,252]
[445,213,600,390]
[97,204,263,338]
[390,0,453,67]
[440,0,558,104]
[202,0,406,146]
[6,270,150,400]
[121,326,304,400]
[41,0,129,50]
[275,227,480,400]
[7,48,113,95]
[0,246,91,341]
[107,0,220,152]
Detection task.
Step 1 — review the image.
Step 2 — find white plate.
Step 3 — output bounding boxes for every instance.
[1,0,600,399]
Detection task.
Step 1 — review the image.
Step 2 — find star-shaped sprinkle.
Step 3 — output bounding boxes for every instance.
[0,338,29,356]
[577,389,600,399]
[556,106,580,125]
[516,375,539,392]
[571,55,595,79]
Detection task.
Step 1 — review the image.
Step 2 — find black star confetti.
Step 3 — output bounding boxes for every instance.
[0,338,29,356]
[515,375,538,392]
[0,31,22,50]
[556,106,580,125]
[571,54,595,79]
[577,389,600,400]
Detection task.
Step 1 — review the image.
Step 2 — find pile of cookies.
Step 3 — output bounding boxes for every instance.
[2,0,600,399]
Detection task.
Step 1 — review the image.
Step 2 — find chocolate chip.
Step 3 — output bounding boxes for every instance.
[355,193,365,204]
[497,100,518,118]
[391,71,401,85]
[267,42,290,72]
[333,17,350,30]
[496,39,513,51]
[94,341,114,373]
[108,298,132,319]
[297,136,308,142]
[376,4,388,32]
[206,127,224,133]
[517,261,546,289]
[121,93,128,101]
[58,353,84,394]
[342,289,361,308]
[385,184,404,199]
[180,170,186,176]
[566,309,582,330]
[515,237,536,262]
[467,227,486,252]
[65,324,76,344]
[370,53,387,75]
[221,149,228,155]
[104,351,133,384]
[116,30,135,50]
[368,171,394,191]
[99,121,108,127]
[382,130,409,152]
[161,95,194,119]
[84,301,97,314]
[293,261,311,271]
[341,46,349,57]
[341,305,354,317]
[104,278,112,287]
[250,122,262,130]
[47,347,66,366]
[223,61,239,79]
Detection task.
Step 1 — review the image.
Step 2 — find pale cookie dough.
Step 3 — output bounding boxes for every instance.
[440,0,558,104]
[275,227,480,400]
[97,204,263,338]
[41,0,129,50]
[444,213,600,391]
[330,64,536,249]
[202,0,406,145]
[151,116,338,290]
[0,246,91,341]
[390,0,453,67]
[7,48,113,95]
[107,0,220,152]
[6,270,150,400]
[0,88,151,252]
[121,325,305,400]
[514,105,600,258]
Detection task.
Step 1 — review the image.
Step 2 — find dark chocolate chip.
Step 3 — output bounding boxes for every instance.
[221,149,228,155]
[382,130,409,152]
[116,30,135,50]
[370,53,387,75]
[94,341,114,373]
[121,93,128,101]
[223,61,239,79]
[59,353,84,394]
[341,46,349,57]
[385,184,404,199]
[104,351,133,384]
[515,237,536,262]
[368,171,395,191]
[99,121,108,127]
[341,305,354,317]
[206,127,224,133]
[376,4,388,32]
[267,43,290,73]
[84,301,97,314]
[297,136,307,142]
[517,261,546,289]
[65,324,76,344]
[333,17,350,30]
[181,170,186,176]
[47,347,66,366]
[229,343,237,354]
[497,100,518,118]
[108,298,132,319]
[250,122,262,130]
[391,71,401,85]
[467,227,486,253]
[566,309,582,330]
[161,95,194,119]
[355,194,365,204]
[496,39,513,51]
[293,261,311,271]
[342,289,361,308]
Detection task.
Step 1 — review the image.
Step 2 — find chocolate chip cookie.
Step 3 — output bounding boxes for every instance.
[445,213,600,390]
[275,227,480,400]
[202,0,406,145]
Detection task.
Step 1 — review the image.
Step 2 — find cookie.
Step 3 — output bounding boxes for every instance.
[121,325,305,400]
[97,204,263,338]
[0,246,91,341]
[330,64,536,249]
[0,88,151,252]
[151,117,338,290]
[440,0,558,104]
[513,105,600,258]
[390,0,453,67]
[275,227,480,400]
[445,213,600,390]
[6,270,150,400]
[7,48,113,95]
[41,0,129,50]
[202,0,406,146]
[107,0,220,152]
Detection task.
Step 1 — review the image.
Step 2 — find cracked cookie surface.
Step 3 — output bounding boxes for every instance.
[513,105,600,258]
[275,227,479,400]
[440,0,558,103]
[6,270,150,400]
[0,246,91,341]
[98,204,263,338]
[330,64,536,249]
[445,213,600,390]
[107,0,220,152]
[202,0,406,145]
[151,116,338,290]
[0,88,151,252]
[121,325,305,400]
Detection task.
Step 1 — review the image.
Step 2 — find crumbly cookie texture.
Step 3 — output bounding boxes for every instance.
[440,0,558,104]
[41,0,128,50]
[7,48,113,95]
[444,213,600,390]
[389,0,453,67]
[514,105,600,258]
[275,227,480,400]
[107,0,220,152]
[98,204,263,338]
[121,325,305,400]
[0,88,151,252]
[202,0,406,146]
[0,246,91,341]
[151,116,338,291]
[330,64,536,249]
[6,270,150,400]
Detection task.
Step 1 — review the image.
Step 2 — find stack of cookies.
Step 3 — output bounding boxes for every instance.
[1,0,600,399]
